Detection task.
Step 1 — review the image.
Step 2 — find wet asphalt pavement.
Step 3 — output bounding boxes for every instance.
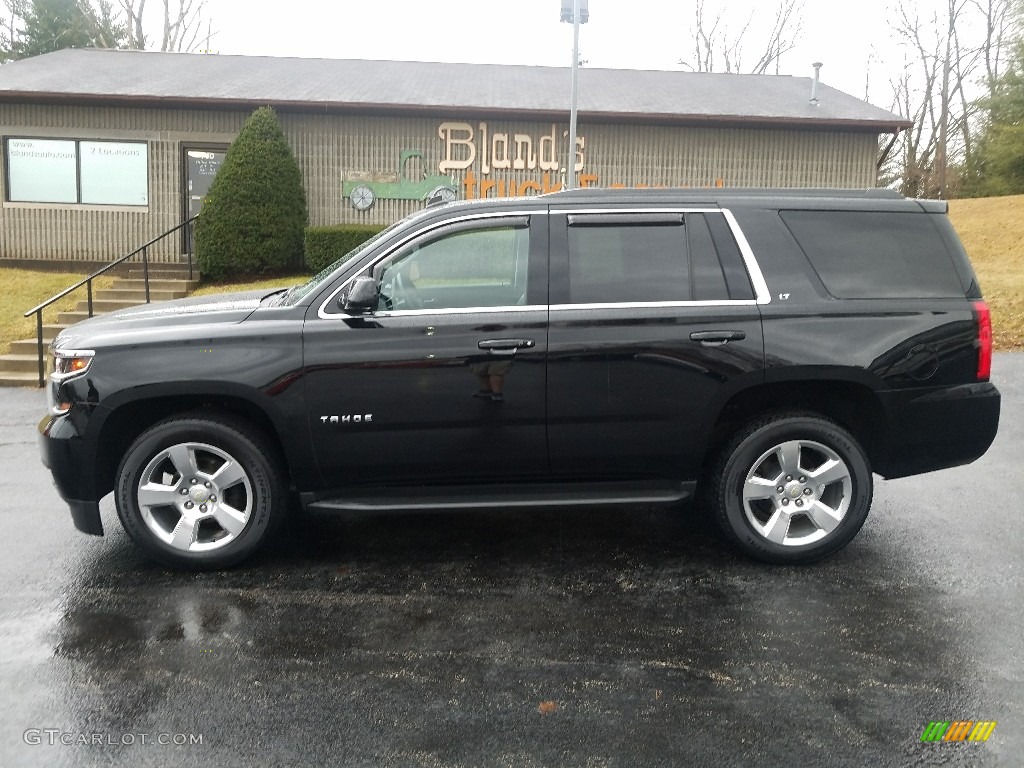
[1,355,1022,768]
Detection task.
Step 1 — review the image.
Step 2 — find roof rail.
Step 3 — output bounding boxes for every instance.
[542,187,904,200]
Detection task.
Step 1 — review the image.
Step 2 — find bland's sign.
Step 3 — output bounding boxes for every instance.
[437,122,585,174]
[437,121,592,199]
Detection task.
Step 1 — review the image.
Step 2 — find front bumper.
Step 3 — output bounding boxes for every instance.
[39,412,104,536]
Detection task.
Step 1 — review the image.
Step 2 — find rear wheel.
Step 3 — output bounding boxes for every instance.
[115,414,285,569]
[709,413,872,564]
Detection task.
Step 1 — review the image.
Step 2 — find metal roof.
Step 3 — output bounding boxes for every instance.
[0,48,910,132]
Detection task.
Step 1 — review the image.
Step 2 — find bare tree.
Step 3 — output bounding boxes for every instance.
[681,0,804,75]
[119,0,207,51]
[160,0,203,52]
[119,0,146,47]
[973,0,1017,92]
[887,0,1015,197]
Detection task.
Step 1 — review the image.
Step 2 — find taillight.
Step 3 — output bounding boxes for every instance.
[973,301,992,381]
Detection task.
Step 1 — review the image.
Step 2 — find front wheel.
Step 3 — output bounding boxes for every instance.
[115,414,285,570]
[709,413,872,564]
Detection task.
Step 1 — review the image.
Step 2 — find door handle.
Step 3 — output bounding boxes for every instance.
[478,338,535,355]
[689,330,746,346]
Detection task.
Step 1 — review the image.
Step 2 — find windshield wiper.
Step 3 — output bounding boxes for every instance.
[261,286,292,306]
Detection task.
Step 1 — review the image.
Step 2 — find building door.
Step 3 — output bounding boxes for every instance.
[182,146,228,251]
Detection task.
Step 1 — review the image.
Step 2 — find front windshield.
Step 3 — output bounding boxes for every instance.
[279,220,404,306]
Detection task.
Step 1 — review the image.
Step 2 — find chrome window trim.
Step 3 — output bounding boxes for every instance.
[555,206,770,304]
[366,305,546,319]
[721,209,771,305]
[317,209,548,320]
[550,300,758,311]
[550,206,723,214]
[557,207,770,307]
[316,204,772,320]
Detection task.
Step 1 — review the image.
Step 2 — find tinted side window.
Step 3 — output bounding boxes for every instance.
[567,222,689,303]
[375,225,530,311]
[705,212,755,300]
[780,210,965,299]
[687,213,730,301]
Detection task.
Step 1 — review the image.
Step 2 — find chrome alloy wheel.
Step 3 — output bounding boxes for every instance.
[136,442,254,553]
[740,439,852,547]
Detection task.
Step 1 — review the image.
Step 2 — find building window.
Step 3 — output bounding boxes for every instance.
[4,137,148,206]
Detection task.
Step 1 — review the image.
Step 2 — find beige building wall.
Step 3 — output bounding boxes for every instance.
[0,103,880,264]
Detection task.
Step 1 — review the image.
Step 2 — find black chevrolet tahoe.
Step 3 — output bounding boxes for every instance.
[39,188,1001,569]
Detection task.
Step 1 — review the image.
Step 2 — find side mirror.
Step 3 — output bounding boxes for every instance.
[339,276,378,314]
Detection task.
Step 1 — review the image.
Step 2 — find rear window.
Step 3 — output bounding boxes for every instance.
[779,210,966,299]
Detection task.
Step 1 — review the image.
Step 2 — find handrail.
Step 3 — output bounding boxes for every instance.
[23,214,200,387]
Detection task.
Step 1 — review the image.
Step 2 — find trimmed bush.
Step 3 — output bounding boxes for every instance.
[305,224,386,273]
[195,107,308,281]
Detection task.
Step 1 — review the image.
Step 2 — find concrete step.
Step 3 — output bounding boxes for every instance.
[9,338,55,356]
[0,354,44,374]
[110,278,200,292]
[125,268,197,280]
[93,288,187,302]
[57,310,107,325]
[59,299,179,324]
[73,299,152,313]
[9,325,67,350]
[2,269,204,387]
[0,371,40,388]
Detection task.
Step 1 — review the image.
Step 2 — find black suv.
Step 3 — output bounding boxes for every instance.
[39,188,1001,569]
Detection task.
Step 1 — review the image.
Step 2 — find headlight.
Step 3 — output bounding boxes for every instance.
[52,349,95,381]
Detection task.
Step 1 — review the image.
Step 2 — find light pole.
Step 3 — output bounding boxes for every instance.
[560,0,588,189]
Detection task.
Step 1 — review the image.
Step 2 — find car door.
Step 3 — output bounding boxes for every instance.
[546,207,766,481]
[302,213,549,490]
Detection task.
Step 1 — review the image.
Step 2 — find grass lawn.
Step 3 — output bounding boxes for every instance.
[0,271,308,355]
[948,196,1024,351]
[190,273,308,298]
[1,269,114,354]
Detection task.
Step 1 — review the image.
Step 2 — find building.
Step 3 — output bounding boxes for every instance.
[0,48,909,268]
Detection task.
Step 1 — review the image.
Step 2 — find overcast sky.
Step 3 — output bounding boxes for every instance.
[203,0,902,109]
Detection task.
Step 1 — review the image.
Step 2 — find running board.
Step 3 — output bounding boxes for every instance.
[305,481,695,516]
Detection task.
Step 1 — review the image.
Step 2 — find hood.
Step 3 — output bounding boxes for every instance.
[54,290,271,349]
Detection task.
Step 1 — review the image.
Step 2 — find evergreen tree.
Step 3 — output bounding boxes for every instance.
[963,17,1024,198]
[194,107,309,281]
[1,1,25,61]
[15,0,125,58]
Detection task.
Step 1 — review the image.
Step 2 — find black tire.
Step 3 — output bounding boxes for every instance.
[115,413,286,570]
[708,412,872,564]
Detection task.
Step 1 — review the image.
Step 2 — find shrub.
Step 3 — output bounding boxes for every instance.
[304,224,386,273]
[195,107,308,281]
